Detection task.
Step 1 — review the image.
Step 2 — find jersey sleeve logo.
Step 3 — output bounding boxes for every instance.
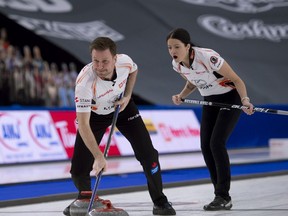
[75,97,92,109]
[210,56,218,65]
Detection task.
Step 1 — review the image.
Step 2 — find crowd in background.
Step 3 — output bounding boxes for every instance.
[0,27,78,107]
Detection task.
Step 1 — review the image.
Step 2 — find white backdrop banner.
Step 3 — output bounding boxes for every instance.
[100,110,201,156]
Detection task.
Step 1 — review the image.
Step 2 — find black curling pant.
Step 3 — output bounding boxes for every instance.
[200,90,241,200]
[70,99,168,205]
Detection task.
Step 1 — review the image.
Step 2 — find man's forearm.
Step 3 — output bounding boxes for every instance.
[78,124,102,158]
[124,70,137,98]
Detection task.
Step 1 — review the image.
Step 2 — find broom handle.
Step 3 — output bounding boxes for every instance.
[87,93,123,212]
[181,98,288,116]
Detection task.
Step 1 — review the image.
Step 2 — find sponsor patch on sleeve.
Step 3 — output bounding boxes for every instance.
[210,55,223,70]
[210,56,218,65]
[75,97,92,111]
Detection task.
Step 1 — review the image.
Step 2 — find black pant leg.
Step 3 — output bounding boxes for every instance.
[200,105,219,187]
[116,100,168,205]
[70,112,112,195]
[201,90,241,199]
[70,130,94,194]
[211,106,241,198]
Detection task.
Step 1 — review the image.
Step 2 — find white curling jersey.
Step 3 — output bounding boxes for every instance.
[75,54,137,115]
[172,47,235,96]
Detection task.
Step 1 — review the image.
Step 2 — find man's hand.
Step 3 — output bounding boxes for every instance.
[114,96,129,112]
[92,154,107,176]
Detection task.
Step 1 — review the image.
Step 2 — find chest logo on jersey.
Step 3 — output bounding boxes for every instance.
[194,79,213,89]
[195,70,206,74]
[104,105,115,111]
[98,89,113,99]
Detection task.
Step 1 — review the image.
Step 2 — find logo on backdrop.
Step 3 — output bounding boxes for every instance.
[198,15,288,42]
[8,15,125,42]
[28,114,60,150]
[0,0,72,12]
[0,113,24,151]
[181,0,288,13]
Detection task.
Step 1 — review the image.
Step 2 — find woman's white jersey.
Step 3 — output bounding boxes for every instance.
[172,47,235,96]
[75,54,137,115]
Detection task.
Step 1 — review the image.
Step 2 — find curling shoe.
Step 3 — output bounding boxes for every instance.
[153,202,176,215]
[203,196,232,211]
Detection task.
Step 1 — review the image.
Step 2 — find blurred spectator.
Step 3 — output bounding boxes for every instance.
[45,75,58,107]
[61,62,75,107]
[69,62,78,81]
[23,62,36,105]
[13,66,26,104]
[0,28,10,50]
[57,72,69,107]
[32,45,44,72]
[0,48,11,105]
[5,45,22,103]
[5,45,22,72]
[33,66,44,105]
[0,49,5,89]
[43,61,58,107]
[42,61,50,85]
[23,45,34,70]
[68,62,77,107]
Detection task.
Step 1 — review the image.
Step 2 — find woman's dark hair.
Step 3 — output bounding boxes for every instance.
[166,28,197,47]
[90,37,117,56]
